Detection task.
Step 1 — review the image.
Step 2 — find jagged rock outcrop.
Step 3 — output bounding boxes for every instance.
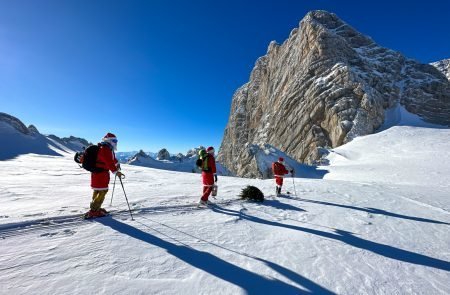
[61,136,91,147]
[431,59,450,80]
[131,150,151,161]
[218,10,450,178]
[175,153,185,162]
[28,125,40,134]
[186,146,205,159]
[156,148,171,160]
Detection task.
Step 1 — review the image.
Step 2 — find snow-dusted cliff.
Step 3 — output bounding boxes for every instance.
[218,10,450,178]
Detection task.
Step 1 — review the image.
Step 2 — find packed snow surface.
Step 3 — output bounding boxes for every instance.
[1,125,449,294]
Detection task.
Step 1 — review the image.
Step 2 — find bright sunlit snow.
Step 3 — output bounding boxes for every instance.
[1,124,449,294]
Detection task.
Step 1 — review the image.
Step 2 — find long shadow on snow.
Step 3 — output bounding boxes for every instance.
[212,205,450,272]
[286,197,450,225]
[259,199,306,213]
[98,218,334,295]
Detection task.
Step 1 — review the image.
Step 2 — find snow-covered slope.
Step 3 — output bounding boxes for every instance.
[0,112,88,160]
[0,119,73,160]
[1,124,449,294]
[324,105,450,187]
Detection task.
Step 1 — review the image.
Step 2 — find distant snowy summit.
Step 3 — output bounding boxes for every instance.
[218,10,450,178]
[431,58,450,80]
[0,112,91,160]
[127,146,232,176]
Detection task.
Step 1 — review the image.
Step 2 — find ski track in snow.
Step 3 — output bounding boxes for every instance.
[1,126,450,294]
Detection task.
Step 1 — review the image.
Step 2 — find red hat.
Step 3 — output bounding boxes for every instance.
[207,146,215,154]
[103,132,117,140]
[102,133,118,146]
[278,157,284,162]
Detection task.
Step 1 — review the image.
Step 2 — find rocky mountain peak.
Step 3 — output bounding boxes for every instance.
[27,125,40,134]
[218,10,450,179]
[431,58,450,80]
[157,148,171,161]
[137,149,149,158]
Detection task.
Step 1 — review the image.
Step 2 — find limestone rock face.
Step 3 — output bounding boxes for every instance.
[431,59,450,80]
[218,10,450,178]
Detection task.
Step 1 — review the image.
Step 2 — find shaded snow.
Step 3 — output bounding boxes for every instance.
[379,104,445,131]
[0,121,74,160]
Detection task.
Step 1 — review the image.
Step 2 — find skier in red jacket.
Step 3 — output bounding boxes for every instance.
[86,133,124,218]
[272,157,293,196]
[199,146,217,206]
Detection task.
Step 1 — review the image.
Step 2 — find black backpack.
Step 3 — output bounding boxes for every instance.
[74,144,105,173]
[195,158,203,168]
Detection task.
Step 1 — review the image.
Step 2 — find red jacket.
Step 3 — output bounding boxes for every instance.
[96,144,118,173]
[91,143,118,190]
[206,155,216,174]
[272,161,288,177]
[202,155,216,186]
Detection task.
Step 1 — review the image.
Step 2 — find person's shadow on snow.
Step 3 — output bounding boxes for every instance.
[259,199,306,213]
[287,197,450,225]
[212,205,450,272]
[97,217,334,295]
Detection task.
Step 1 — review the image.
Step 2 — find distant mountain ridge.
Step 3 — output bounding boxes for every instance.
[127,147,232,175]
[0,112,91,160]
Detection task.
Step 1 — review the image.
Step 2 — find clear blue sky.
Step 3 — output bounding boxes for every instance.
[1,0,449,153]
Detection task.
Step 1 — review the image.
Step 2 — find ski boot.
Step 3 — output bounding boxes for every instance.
[84,209,107,219]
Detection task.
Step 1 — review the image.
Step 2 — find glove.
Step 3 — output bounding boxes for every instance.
[290,169,295,176]
[116,171,125,179]
[214,174,218,182]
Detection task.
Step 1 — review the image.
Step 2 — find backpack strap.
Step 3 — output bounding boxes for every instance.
[202,155,209,171]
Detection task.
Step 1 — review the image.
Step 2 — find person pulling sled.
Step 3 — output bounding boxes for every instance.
[272,157,294,196]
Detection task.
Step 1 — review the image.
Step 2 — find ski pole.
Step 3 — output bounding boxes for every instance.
[110,174,117,206]
[291,175,297,197]
[119,175,134,220]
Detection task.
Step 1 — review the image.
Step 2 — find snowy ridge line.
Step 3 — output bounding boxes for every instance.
[0,198,243,238]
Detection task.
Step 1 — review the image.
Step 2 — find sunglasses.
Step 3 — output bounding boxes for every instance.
[111,139,118,143]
